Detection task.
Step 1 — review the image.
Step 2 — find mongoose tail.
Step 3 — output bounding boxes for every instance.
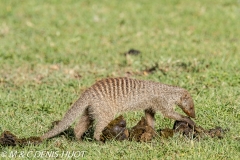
[40,97,88,140]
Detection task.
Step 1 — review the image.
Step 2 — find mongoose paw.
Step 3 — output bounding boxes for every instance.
[185,117,195,127]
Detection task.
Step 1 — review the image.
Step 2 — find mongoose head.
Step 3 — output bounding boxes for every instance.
[178,92,195,118]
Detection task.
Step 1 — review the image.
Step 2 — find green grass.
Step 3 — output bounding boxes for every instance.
[0,0,240,159]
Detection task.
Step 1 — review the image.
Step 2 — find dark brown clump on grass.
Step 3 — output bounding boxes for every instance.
[124,49,141,55]
[129,117,156,142]
[100,115,129,142]
[173,120,229,139]
[100,116,157,142]
[101,116,229,142]
[0,131,42,147]
[207,126,229,139]
[158,128,174,138]
[173,120,204,138]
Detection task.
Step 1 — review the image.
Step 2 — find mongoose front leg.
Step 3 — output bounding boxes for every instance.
[162,110,195,127]
[145,109,156,128]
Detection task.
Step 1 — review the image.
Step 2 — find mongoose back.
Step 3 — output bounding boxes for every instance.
[41,77,195,141]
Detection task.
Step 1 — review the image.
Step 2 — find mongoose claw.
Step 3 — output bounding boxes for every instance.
[185,117,195,127]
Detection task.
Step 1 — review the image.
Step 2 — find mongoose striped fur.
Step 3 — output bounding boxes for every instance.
[41,77,195,141]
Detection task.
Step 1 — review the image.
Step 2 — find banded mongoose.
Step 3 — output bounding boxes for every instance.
[41,77,195,141]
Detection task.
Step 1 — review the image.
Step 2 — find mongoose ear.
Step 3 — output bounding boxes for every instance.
[183,92,189,98]
[180,93,185,99]
[180,94,186,103]
[178,93,187,105]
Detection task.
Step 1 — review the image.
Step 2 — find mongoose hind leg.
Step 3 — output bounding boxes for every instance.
[74,108,93,140]
[162,109,195,127]
[144,109,156,128]
[93,117,114,141]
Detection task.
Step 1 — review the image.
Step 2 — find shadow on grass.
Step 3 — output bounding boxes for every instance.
[52,125,95,142]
